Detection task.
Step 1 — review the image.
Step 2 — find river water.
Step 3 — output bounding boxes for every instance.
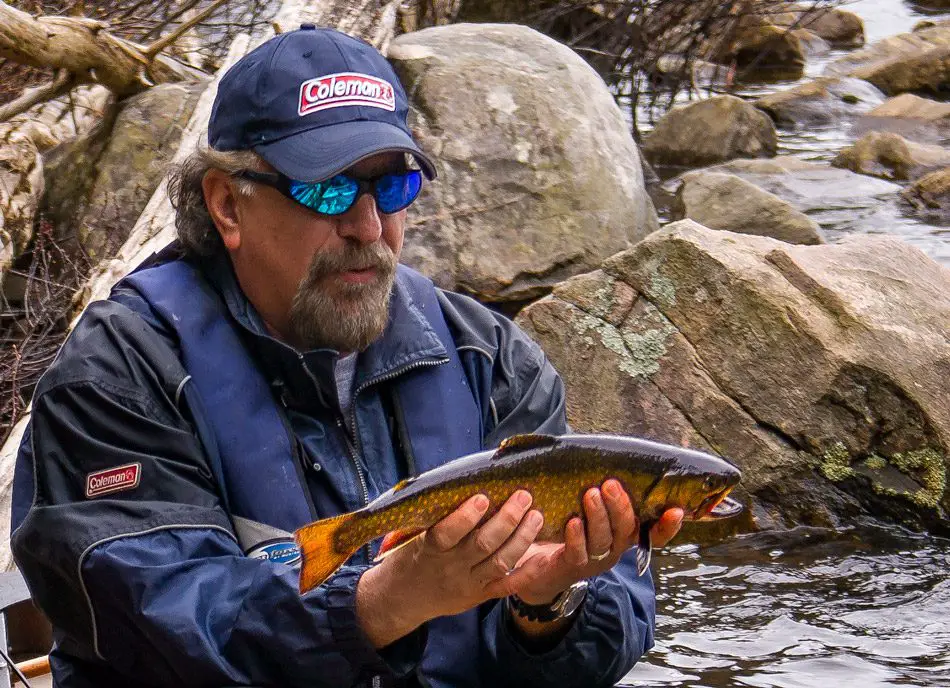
[638,0,950,265]
[622,2,950,686]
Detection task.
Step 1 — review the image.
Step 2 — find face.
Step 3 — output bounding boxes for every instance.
[204,152,408,352]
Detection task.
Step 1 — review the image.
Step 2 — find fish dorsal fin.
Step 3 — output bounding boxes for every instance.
[496,434,558,459]
[392,476,418,493]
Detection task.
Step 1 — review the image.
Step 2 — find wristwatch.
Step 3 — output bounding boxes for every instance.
[507,580,589,623]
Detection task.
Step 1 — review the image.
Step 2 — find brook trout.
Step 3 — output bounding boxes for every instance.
[295,433,742,593]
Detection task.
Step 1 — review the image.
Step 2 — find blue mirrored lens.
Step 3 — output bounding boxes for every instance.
[376,171,423,214]
[287,171,422,216]
[288,176,359,216]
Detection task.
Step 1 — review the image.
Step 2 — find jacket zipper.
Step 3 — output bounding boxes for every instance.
[307,356,449,562]
[345,357,449,504]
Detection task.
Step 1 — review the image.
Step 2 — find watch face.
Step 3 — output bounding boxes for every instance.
[558,582,588,618]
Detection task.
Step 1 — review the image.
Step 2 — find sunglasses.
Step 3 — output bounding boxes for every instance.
[233,168,423,216]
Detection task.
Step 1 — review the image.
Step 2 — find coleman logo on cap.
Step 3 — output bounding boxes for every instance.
[86,463,141,498]
[298,72,396,115]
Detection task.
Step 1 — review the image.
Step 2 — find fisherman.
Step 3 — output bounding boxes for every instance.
[11,25,683,688]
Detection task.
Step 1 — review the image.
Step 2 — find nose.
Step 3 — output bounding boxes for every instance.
[335,193,383,245]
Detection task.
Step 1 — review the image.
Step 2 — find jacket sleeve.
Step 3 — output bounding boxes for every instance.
[449,296,657,686]
[10,301,423,687]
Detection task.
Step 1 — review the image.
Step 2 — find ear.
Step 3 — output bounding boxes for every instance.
[202,169,243,251]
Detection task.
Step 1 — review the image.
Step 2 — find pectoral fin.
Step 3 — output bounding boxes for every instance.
[374,528,425,562]
[636,520,653,576]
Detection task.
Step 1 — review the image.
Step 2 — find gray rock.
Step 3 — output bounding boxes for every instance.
[833,131,950,181]
[43,82,205,262]
[705,157,902,236]
[856,94,950,145]
[756,77,885,127]
[642,95,777,168]
[824,20,950,96]
[388,24,658,303]
[672,171,823,245]
[901,167,950,225]
[517,220,950,532]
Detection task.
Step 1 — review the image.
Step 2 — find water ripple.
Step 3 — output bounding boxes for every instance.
[625,526,950,687]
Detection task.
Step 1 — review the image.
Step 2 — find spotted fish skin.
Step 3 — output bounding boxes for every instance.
[295,433,741,593]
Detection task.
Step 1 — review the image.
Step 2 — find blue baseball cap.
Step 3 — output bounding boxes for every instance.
[208,25,436,183]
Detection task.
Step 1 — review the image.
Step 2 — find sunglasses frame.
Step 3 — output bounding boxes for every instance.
[232,168,423,216]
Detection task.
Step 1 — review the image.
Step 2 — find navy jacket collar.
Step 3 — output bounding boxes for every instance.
[201,252,449,410]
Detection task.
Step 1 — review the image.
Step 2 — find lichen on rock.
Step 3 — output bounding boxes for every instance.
[890,448,946,509]
[648,272,677,308]
[571,309,676,381]
[821,442,855,481]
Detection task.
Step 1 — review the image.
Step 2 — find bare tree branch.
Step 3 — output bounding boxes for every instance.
[0,1,206,95]
[142,0,229,59]
[0,68,73,122]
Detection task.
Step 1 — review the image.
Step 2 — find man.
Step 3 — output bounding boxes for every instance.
[10,25,682,688]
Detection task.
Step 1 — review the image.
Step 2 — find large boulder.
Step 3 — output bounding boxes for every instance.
[856,94,950,145]
[642,95,777,168]
[755,77,885,127]
[902,168,950,225]
[825,20,950,95]
[833,131,950,181]
[42,82,205,263]
[671,171,823,245]
[516,220,950,533]
[388,24,658,303]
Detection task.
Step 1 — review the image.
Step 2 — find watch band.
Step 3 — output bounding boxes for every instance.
[507,580,589,623]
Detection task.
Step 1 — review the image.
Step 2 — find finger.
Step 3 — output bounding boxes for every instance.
[562,516,589,568]
[427,494,490,551]
[602,479,638,549]
[468,490,533,563]
[484,551,552,600]
[472,509,543,584]
[583,487,613,561]
[650,508,684,548]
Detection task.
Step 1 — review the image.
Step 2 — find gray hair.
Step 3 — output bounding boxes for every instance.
[166,145,263,258]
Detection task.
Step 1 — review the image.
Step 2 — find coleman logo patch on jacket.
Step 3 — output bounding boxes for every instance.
[85,463,141,498]
[298,72,396,115]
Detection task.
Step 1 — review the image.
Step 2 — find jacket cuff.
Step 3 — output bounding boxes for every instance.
[323,566,426,684]
[487,582,602,681]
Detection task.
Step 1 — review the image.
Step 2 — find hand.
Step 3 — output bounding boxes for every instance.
[508,480,684,606]
[356,490,548,647]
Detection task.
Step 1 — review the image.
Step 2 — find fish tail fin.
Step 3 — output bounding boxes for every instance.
[636,520,653,576]
[374,528,425,563]
[295,513,363,593]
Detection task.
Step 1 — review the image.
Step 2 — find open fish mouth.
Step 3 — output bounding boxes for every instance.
[697,493,744,521]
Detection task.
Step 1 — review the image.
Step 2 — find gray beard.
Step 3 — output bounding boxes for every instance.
[288,241,397,352]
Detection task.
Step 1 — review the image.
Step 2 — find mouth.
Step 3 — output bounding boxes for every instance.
[335,266,379,284]
[696,491,743,521]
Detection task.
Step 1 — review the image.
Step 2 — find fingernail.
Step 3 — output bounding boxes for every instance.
[474,495,489,511]
[604,481,621,499]
[517,491,532,508]
[528,510,543,529]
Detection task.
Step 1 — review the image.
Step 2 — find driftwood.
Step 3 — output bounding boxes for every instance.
[0,0,422,572]
[0,1,207,98]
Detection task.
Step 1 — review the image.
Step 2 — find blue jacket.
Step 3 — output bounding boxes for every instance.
[11,248,655,687]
